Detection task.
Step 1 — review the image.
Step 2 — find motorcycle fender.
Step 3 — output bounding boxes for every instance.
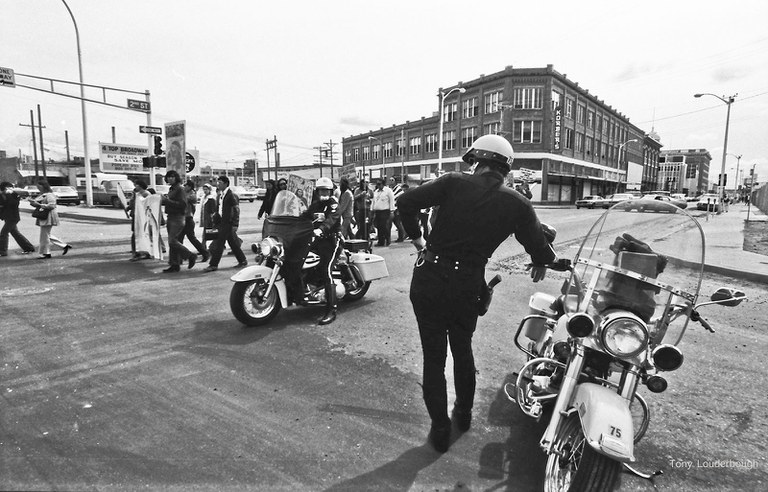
[571,383,635,463]
[230,266,289,309]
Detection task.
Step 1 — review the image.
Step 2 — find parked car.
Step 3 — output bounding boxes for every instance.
[671,193,687,201]
[625,194,688,212]
[575,195,605,209]
[696,193,721,212]
[231,185,259,202]
[151,185,170,195]
[21,185,40,198]
[253,187,267,200]
[51,186,81,205]
[601,193,636,208]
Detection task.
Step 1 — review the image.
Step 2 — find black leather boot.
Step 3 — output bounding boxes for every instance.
[318,284,337,325]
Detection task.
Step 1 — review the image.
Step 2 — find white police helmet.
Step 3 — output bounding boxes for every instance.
[462,134,514,173]
[316,177,334,190]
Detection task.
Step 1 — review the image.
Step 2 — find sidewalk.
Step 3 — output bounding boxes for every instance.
[695,203,768,283]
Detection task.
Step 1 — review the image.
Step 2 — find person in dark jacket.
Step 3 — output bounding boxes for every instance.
[160,170,196,272]
[0,182,35,256]
[258,180,276,219]
[298,176,341,324]
[203,175,247,272]
[396,134,556,453]
[177,180,208,262]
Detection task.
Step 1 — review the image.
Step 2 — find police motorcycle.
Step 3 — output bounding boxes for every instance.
[504,200,746,491]
[229,189,389,327]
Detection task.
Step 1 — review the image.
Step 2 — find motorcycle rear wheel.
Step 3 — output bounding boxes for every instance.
[544,415,621,492]
[230,280,281,326]
[344,280,371,301]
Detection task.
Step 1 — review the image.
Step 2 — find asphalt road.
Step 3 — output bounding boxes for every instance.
[1,203,766,491]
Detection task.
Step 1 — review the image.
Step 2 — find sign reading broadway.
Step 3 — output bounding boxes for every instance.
[99,142,149,173]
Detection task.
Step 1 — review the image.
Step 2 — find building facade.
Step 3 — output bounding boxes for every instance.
[657,149,712,196]
[342,65,663,203]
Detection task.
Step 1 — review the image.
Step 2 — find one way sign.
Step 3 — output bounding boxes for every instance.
[0,66,16,87]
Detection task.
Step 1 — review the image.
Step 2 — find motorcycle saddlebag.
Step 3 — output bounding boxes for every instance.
[344,239,370,253]
[349,252,389,282]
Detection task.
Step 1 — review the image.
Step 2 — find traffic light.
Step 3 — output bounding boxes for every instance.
[142,156,152,168]
[153,136,163,155]
[155,156,167,168]
[718,173,727,186]
[141,155,166,168]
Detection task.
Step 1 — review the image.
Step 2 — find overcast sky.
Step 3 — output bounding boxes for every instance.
[2,0,767,184]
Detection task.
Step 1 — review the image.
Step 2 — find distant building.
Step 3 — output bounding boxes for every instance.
[658,149,712,196]
[342,64,664,204]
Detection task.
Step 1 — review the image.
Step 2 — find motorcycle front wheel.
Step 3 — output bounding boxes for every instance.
[544,415,621,492]
[230,280,281,326]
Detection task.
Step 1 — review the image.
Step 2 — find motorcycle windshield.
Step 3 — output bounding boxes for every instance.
[565,200,704,346]
[262,214,314,263]
[271,190,304,217]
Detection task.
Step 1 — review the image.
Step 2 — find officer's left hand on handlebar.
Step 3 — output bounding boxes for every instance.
[526,264,548,282]
[313,228,323,237]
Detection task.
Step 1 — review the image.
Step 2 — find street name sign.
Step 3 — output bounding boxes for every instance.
[0,66,15,87]
[139,125,162,134]
[127,99,151,112]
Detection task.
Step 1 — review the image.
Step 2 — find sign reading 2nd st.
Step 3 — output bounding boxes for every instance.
[127,99,151,112]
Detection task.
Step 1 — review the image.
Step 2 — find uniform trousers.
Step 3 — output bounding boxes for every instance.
[409,258,485,427]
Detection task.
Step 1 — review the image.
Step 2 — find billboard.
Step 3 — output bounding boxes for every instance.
[164,120,186,178]
[98,142,149,173]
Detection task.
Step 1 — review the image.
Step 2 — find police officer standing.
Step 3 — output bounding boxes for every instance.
[396,134,555,452]
[300,177,342,325]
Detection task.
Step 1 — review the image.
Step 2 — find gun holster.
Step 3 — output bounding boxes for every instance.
[477,281,493,316]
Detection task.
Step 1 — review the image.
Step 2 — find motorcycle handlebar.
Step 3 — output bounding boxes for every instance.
[690,309,715,333]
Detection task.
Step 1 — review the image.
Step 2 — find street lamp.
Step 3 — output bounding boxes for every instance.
[617,139,638,193]
[61,0,92,207]
[437,87,466,174]
[728,152,742,193]
[694,92,737,204]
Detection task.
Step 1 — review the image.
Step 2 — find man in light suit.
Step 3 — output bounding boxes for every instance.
[203,175,247,272]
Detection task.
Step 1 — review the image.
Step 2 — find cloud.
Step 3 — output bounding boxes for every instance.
[338,116,380,128]
[711,66,746,83]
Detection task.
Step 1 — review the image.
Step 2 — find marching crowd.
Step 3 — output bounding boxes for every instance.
[2,135,555,455]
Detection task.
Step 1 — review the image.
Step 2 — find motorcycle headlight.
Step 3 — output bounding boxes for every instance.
[259,237,283,258]
[599,311,648,358]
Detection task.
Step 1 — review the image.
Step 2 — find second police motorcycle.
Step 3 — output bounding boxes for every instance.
[505,199,745,491]
[230,186,389,326]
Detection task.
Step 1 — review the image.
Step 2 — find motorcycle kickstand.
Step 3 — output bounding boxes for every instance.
[623,463,664,482]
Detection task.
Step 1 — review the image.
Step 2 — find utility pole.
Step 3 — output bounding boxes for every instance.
[65,130,71,161]
[266,136,278,181]
[313,146,325,177]
[324,139,338,180]
[37,105,47,178]
[19,110,45,179]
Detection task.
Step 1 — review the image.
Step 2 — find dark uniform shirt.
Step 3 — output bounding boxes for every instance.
[301,195,341,235]
[397,171,555,267]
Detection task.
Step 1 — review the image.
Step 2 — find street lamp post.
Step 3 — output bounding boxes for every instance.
[617,139,638,194]
[694,92,737,205]
[61,0,92,207]
[437,87,466,174]
[728,153,742,196]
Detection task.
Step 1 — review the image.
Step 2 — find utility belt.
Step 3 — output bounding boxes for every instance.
[417,249,485,271]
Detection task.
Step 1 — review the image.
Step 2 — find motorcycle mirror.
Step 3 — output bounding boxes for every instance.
[710,287,746,307]
[312,212,326,223]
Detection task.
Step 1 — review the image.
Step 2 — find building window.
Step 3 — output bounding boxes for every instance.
[513,87,543,109]
[425,133,438,153]
[462,97,478,118]
[443,130,456,151]
[512,120,542,143]
[576,104,585,125]
[686,163,697,179]
[384,142,393,158]
[575,132,584,152]
[362,146,369,161]
[409,136,421,155]
[602,116,609,135]
[344,149,352,164]
[484,90,503,113]
[597,141,603,159]
[353,148,359,162]
[461,127,477,148]
[565,98,574,119]
[396,137,405,157]
[587,110,595,129]
[586,136,594,156]
[484,122,501,135]
[564,128,574,150]
[551,90,562,112]
[372,144,380,160]
[443,102,458,122]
